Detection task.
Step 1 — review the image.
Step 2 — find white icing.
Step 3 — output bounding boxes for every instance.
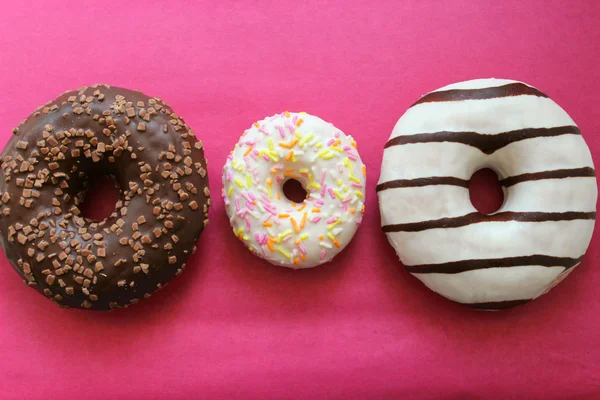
[378,78,597,306]
[223,112,366,269]
[431,78,517,92]
[386,220,594,265]
[395,95,575,136]
[504,178,597,212]
[380,135,594,181]
[378,185,472,224]
[416,266,566,304]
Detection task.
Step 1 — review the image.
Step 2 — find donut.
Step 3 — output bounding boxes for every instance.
[0,84,211,310]
[377,78,597,310]
[222,112,366,268]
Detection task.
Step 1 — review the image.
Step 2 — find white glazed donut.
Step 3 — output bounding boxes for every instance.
[223,112,366,269]
[378,78,597,310]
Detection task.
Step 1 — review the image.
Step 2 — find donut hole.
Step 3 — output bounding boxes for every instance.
[282,178,308,203]
[469,168,505,215]
[79,174,121,222]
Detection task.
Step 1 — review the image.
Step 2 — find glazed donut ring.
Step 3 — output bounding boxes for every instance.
[378,79,597,309]
[0,85,211,310]
[223,112,366,268]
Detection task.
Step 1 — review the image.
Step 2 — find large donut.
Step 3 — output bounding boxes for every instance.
[222,112,366,268]
[0,85,211,310]
[378,79,597,310]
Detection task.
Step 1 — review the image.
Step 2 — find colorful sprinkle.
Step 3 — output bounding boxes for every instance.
[277,125,285,138]
[277,247,291,259]
[290,217,300,233]
[298,133,313,147]
[279,138,298,149]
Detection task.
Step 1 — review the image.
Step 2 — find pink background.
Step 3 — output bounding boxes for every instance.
[1,1,599,399]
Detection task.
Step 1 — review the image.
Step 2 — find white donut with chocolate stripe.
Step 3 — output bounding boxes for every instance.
[378,78,597,310]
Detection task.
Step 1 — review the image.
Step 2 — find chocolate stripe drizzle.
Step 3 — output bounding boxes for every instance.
[462,299,531,310]
[384,125,581,154]
[376,167,595,192]
[376,176,469,192]
[382,211,596,233]
[499,167,596,187]
[405,254,584,274]
[411,82,548,107]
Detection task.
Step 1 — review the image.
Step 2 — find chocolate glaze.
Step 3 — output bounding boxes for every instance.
[382,211,596,233]
[405,254,583,274]
[384,125,581,154]
[411,82,548,107]
[0,85,211,310]
[376,176,469,192]
[377,167,595,193]
[499,167,596,187]
[463,299,531,310]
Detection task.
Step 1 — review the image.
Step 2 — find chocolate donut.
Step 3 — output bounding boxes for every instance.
[378,79,597,310]
[0,85,211,310]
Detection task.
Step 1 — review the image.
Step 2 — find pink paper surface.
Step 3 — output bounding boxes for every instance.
[1,1,599,399]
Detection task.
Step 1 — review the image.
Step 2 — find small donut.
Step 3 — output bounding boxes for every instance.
[222,112,366,268]
[378,78,597,310]
[0,85,211,310]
